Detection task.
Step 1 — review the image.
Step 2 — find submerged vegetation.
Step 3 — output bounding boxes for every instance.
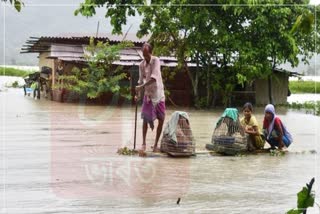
[286,101,320,116]
[289,81,320,94]
[117,147,138,156]
[269,149,286,156]
[0,67,33,77]
[11,81,19,88]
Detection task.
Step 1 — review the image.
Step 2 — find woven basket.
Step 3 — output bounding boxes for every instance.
[211,116,247,155]
[160,115,195,155]
[161,139,195,154]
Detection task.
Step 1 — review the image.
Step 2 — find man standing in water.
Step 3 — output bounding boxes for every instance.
[135,43,166,152]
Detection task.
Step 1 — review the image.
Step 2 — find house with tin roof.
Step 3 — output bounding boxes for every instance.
[21,34,196,105]
[21,34,296,106]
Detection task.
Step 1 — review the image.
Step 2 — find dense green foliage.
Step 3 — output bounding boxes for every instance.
[57,38,133,99]
[0,67,33,77]
[75,0,319,107]
[289,81,320,93]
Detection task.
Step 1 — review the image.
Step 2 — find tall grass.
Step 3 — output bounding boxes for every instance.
[0,67,34,77]
[289,81,319,94]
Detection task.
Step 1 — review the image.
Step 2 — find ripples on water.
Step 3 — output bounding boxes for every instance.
[1,87,319,213]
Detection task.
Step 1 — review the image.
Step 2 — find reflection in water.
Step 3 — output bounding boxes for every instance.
[287,93,320,103]
[1,89,319,213]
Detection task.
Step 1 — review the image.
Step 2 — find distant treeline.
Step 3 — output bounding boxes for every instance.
[289,81,320,94]
[0,67,34,77]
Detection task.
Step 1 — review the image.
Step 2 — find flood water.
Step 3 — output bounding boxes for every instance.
[287,93,320,103]
[1,87,320,213]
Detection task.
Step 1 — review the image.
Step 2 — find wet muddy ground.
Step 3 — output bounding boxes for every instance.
[1,87,319,213]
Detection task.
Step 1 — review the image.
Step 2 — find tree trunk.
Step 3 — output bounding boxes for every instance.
[194,56,200,104]
[184,55,199,106]
[268,75,274,104]
[194,66,199,102]
[206,64,211,107]
[269,53,277,105]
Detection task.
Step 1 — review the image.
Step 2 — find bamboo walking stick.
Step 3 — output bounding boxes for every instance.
[133,98,138,150]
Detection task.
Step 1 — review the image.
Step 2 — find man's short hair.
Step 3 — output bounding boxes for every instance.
[142,43,153,54]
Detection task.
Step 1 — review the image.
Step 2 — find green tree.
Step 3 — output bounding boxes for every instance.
[57,38,133,100]
[138,3,210,106]
[75,0,318,106]
[222,0,317,104]
[317,5,320,53]
[76,1,227,106]
[75,1,199,105]
[1,0,23,11]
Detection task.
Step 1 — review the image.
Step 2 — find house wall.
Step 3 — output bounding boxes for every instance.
[39,53,78,75]
[39,53,56,87]
[39,51,288,107]
[255,73,289,105]
[39,52,54,69]
[39,53,83,102]
[130,66,193,106]
[63,61,79,73]
[164,69,192,106]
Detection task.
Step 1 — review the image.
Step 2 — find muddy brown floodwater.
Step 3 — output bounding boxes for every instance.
[1,88,319,213]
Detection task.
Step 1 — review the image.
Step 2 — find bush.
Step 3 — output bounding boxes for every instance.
[11,81,19,88]
[0,67,34,77]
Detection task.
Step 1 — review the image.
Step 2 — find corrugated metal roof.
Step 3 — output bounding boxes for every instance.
[113,61,141,66]
[120,55,142,61]
[50,44,84,58]
[20,34,148,54]
[20,35,198,67]
[55,33,149,43]
[56,57,86,62]
[119,48,141,55]
[159,56,177,61]
[161,62,197,67]
[107,34,149,43]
